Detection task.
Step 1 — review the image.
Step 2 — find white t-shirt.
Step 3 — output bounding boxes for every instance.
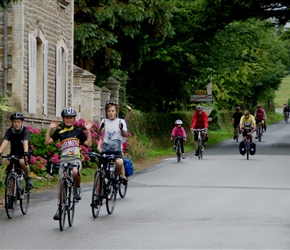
[101,118,127,152]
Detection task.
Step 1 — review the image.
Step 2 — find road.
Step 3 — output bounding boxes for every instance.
[1,120,290,249]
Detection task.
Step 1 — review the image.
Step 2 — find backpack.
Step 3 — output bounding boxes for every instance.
[124,158,134,176]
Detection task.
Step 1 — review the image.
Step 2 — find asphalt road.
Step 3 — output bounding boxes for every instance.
[1,120,290,249]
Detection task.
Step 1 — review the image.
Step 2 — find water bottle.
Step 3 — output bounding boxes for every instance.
[109,163,115,179]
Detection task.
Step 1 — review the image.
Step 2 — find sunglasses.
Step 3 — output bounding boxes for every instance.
[106,101,117,106]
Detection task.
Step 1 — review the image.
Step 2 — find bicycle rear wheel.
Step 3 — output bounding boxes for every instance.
[5,173,16,219]
[119,177,128,198]
[91,171,102,218]
[106,180,117,214]
[20,178,30,215]
[258,125,262,142]
[68,185,75,227]
[59,179,67,231]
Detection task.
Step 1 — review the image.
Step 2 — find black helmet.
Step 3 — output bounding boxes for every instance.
[61,107,77,117]
[10,112,25,121]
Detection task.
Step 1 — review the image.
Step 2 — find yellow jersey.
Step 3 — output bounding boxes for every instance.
[240,114,256,129]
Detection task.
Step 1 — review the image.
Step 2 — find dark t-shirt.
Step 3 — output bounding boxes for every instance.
[3,126,30,156]
[232,112,243,125]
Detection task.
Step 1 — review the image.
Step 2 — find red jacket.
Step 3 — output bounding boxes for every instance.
[191,110,209,129]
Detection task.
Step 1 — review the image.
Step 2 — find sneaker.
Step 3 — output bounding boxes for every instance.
[255,136,258,139]
[25,177,33,190]
[120,176,128,184]
[91,198,99,208]
[172,146,176,151]
[182,154,185,159]
[195,150,199,156]
[53,210,60,220]
[233,136,236,140]
[75,187,82,200]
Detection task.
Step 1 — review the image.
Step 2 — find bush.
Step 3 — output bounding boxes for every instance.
[27,119,102,175]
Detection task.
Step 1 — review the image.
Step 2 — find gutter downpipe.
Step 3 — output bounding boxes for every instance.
[4,8,8,102]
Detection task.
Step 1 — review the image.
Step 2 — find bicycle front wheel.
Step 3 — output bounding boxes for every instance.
[20,178,30,215]
[198,139,203,160]
[59,179,67,231]
[5,173,16,219]
[177,142,181,162]
[106,181,117,214]
[91,171,102,218]
[258,125,262,142]
[68,185,75,227]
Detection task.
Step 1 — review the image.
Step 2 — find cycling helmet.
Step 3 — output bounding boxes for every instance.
[196,105,203,111]
[175,119,183,125]
[10,112,25,121]
[61,107,77,117]
[236,107,240,110]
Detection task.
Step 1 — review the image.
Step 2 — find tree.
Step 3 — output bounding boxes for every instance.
[0,0,21,9]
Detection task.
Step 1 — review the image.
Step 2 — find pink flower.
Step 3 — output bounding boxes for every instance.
[30,156,37,164]
[56,142,61,148]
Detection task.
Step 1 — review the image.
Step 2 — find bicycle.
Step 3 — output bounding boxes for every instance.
[284,112,289,123]
[241,128,255,160]
[173,136,184,162]
[256,122,263,142]
[50,161,80,231]
[85,151,121,219]
[234,126,239,142]
[192,128,206,160]
[2,155,30,219]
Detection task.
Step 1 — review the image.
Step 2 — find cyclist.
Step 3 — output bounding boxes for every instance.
[254,104,267,139]
[232,107,243,140]
[0,112,33,192]
[45,107,92,220]
[93,101,128,207]
[190,105,209,156]
[239,110,256,155]
[283,104,290,120]
[171,119,187,159]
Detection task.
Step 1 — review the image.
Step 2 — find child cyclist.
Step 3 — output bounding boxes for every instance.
[93,101,128,207]
[171,119,187,159]
[45,107,93,220]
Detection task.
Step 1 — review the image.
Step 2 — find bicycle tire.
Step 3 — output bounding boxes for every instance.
[20,178,30,215]
[68,185,75,227]
[177,141,181,162]
[106,180,117,214]
[258,124,262,142]
[235,127,239,142]
[91,171,102,218]
[246,141,250,160]
[5,173,16,219]
[198,138,203,160]
[119,177,128,198]
[59,179,67,231]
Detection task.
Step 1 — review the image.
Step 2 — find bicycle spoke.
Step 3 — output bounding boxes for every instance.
[5,173,16,219]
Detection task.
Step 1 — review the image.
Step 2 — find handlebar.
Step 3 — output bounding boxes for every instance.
[190,128,207,134]
[84,151,123,160]
[50,161,81,176]
[1,154,27,165]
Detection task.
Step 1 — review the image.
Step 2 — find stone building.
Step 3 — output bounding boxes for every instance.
[0,0,121,135]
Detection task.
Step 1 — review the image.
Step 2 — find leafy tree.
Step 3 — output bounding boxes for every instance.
[0,0,21,9]
[74,0,175,84]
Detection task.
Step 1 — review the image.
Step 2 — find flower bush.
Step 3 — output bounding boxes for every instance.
[27,119,101,176]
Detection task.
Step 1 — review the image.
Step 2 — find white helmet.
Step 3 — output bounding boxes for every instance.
[196,105,203,111]
[175,119,183,125]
